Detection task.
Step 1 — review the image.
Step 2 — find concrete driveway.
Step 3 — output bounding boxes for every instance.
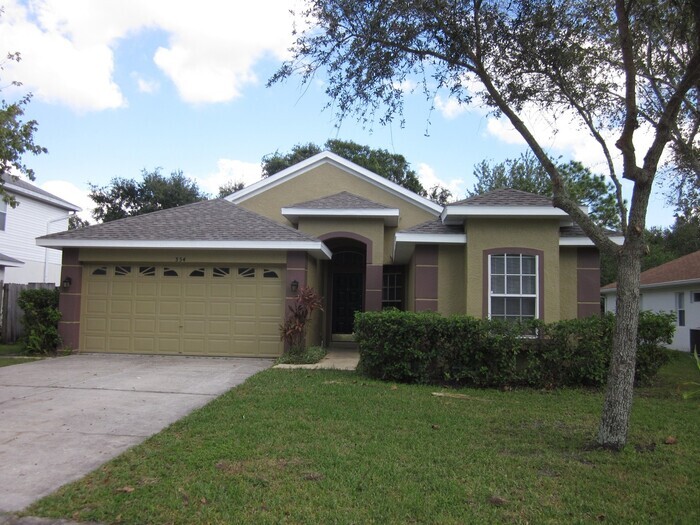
[0,353,272,512]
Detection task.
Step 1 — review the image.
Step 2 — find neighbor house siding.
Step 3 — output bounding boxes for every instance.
[1,194,68,284]
[465,218,561,321]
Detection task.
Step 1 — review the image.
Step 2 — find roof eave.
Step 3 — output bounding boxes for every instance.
[442,205,569,224]
[602,277,700,294]
[392,232,467,264]
[281,207,400,226]
[4,182,81,212]
[559,235,624,247]
[36,239,333,260]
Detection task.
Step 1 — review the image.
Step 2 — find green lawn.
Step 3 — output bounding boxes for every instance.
[26,352,700,524]
[0,342,24,355]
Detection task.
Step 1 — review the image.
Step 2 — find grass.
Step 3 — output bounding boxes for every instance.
[0,356,41,367]
[275,345,327,364]
[26,352,699,524]
[0,342,24,355]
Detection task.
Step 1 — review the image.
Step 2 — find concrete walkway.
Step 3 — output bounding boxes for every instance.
[273,349,360,371]
[0,354,271,513]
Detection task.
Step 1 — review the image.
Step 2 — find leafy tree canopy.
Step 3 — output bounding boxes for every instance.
[1,51,47,207]
[262,138,452,203]
[89,168,208,223]
[68,215,89,230]
[270,0,700,449]
[470,152,621,229]
[217,180,245,198]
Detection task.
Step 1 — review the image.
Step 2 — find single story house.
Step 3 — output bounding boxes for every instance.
[37,152,618,357]
[602,250,700,352]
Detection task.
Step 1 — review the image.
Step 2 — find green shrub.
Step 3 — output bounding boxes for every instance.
[17,288,61,355]
[276,345,327,365]
[355,310,674,389]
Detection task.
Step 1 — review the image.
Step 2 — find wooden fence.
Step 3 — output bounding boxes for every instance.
[0,282,57,344]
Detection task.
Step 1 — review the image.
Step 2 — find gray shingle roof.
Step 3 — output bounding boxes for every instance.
[400,220,464,235]
[560,224,621,238]
[289,191,391,209]
[38,199,320,243]
[1,174,80,211]
[450,188,554,207]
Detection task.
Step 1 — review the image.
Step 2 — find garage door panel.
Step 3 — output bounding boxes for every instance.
[109,300,132,315]
[81,264,284,356]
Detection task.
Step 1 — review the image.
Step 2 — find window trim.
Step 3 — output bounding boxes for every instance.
[0,199,7,231]
[676,291,686,327]
[482,248,545,321]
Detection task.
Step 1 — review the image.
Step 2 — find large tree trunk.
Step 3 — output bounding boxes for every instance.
[597,237,643,449]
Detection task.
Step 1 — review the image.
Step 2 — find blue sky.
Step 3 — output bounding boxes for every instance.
[1,0,675,227]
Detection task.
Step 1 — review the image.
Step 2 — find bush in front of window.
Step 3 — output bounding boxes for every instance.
[17,288,62,355]
[354,310,674,388]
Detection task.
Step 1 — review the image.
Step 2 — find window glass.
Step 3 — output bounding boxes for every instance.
[139,266,156,277]
[163,267,179,277]
[676,292,686,327]
[693,291,700,303]
[213,267,230,278]
[114,266,131,276]
[92,266,107,276]
[489,253,538,322]
[382,270,405,309]
[263,269,279,278]
[0,199,6,231]
[238,267,255,278]
[189,268,205,277]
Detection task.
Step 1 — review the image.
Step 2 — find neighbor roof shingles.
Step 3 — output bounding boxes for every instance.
[289,191,391,209]
[1,173,79,211]
[38,199,320,243]
[602,250,700,289]
[450,188,554,207]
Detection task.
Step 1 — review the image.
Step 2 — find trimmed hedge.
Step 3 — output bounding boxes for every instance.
[18,287,62,355]
[354,310,674,388]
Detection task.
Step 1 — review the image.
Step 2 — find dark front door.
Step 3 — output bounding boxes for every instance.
[332,272,363,334]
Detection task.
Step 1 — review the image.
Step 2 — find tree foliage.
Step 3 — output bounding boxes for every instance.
[217,180,245,198]
[262,138,451,201]
[89,168,208,223]
[271,0,700,449]
[470,152,621,229]
[1,51,47,207]
[68,215,90,230]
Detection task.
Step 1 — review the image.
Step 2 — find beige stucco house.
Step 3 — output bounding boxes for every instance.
[37,152,614,357]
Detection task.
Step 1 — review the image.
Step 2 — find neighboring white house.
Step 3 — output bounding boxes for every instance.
[601,250,700,352]
[1,174,80,285]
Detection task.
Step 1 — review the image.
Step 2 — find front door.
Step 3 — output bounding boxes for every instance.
[332,272,363,334]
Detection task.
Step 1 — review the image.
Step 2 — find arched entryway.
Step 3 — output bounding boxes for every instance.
[320,234,372,343]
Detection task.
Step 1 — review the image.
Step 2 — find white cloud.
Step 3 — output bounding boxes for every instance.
[0,0,298,110]
[132,73,159,94]
[40,180,93,222]
[434,95,468,120]
[194,158,262,196]
[417,163,465,200]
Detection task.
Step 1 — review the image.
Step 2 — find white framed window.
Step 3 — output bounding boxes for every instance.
[0,199,7,231]
[691,291,700,303]
[488,253,538,322]
[676,292,686,327]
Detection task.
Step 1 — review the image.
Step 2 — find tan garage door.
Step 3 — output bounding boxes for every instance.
[81,264,285,357]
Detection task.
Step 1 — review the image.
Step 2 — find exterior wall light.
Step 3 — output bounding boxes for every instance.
[62,276,72,289]
[291,279,299,292]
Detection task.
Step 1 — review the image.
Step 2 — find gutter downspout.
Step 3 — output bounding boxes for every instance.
[43,213,74,283]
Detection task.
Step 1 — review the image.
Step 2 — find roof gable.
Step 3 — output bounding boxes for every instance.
[227,151,442,216]
[1,174,80,212]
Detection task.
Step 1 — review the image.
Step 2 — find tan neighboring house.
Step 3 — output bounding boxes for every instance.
[602,250,700,352]
[37,152,618,357]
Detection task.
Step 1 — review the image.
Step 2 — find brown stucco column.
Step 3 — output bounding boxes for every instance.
[58,248,82,350]
[286,251,308,308]
[414,245,438,311]
[365,264,382,311]
[577,247,601,318]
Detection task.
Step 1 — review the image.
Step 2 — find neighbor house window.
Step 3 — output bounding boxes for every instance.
[692,291,700,303]
[676,292,686,327]
[0,199,6,230]
[489,253,538,322]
